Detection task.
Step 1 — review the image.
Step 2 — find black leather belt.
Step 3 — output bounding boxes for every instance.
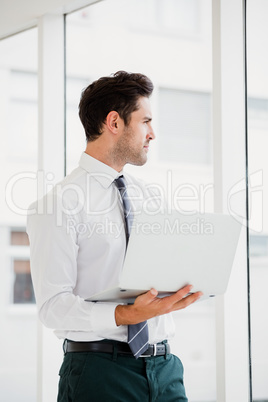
[64,340,170,358]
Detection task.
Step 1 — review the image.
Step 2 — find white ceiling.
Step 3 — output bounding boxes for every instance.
[0,0,98,39]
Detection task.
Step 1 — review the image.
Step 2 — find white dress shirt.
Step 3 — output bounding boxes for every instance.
[27,153,175,344]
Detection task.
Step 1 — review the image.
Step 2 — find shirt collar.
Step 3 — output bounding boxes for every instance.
[79,152,123,188]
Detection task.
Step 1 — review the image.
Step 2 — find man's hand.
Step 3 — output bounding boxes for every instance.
[115,285,202,326]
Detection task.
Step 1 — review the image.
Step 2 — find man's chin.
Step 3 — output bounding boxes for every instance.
[128,156,147,167]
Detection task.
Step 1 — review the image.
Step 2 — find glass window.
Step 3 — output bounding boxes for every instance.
[247,0,268,400]
[66,76,90,171]
[13,259,34,304]
[249,235,268,258]
[158,88,211,164]
[126,0,200,36]
[10,228,35,304]
[11,229,30,246]
[66,1,214,400]
[8,71,38,162]
[0,28,38,402]
[248,97,268,129]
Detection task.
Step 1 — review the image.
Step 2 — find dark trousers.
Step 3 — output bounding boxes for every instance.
[57,346,188,402]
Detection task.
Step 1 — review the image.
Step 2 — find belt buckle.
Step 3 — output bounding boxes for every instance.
[140,343,157,358]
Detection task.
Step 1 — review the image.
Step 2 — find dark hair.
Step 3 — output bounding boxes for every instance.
[79,71,154,142]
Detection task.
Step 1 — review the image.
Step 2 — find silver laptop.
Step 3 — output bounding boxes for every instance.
[86,210,242,303]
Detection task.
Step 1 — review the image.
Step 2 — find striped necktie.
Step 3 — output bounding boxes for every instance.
[114,176,149,358]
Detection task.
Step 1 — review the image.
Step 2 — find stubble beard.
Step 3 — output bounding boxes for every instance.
[114,126,148,167]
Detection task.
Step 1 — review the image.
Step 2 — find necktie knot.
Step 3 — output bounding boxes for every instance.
[114,175,126,191]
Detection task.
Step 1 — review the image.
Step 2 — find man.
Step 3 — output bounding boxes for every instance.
[27,71,202,401]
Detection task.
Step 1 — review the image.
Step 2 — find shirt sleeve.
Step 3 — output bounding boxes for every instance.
[27,193,119,336]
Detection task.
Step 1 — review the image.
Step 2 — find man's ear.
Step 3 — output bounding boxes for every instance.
[106,111,120,133]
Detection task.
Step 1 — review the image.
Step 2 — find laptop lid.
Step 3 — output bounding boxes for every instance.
[86,211,242,303]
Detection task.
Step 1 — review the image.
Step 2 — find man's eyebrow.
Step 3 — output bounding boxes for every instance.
[143,116,152,121]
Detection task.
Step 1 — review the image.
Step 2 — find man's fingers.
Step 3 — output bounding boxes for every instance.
[174,291,203,310]
[134,288,158,306]
[167,284,194,304]
[133,285,203,319]
[159,286,203,312]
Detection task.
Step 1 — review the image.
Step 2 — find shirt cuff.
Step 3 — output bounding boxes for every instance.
[90,302,119,333]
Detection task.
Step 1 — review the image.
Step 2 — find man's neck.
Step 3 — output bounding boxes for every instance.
[85,140,124,172]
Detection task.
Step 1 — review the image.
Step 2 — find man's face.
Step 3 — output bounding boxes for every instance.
[116,96,155,167]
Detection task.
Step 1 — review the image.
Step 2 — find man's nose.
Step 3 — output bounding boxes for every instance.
[148,125,156,140]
